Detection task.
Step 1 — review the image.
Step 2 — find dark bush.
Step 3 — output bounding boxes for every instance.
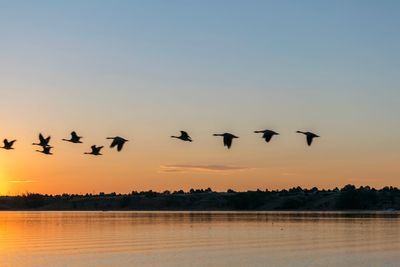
[23,193,47,208]
[280,197,303,209]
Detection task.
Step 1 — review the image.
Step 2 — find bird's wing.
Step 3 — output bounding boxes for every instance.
[117,142,124,151]
[45,136,51,143]
[3,139,7,146]
[307,135,313,146]
[39,134,45,143]
[263,133,273,142]
[9,140,16,145]
[91,145,96,151]
[224,136,232,149]
[180,131,188,138]
[71,131,78,138]
[110,139,118,148]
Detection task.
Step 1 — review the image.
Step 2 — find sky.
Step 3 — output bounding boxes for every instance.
[0,0,399,195]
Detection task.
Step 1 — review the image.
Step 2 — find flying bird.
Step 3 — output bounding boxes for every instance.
[106,136,128,152]
[2,139,16,150]
[84,145,103,156]
[32,133,51,147]
[62,131,83,143]
[296,131,320,146]
[254,129,279,143]
[36,146,53,155]
[171,131,192,142]
[213,133,239,149]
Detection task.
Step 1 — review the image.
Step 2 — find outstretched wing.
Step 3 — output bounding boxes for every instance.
[44,136,51,144]
[39,133,45,143]
[263,132,273,142]
[71,131,78,138]
[117,142,125,151]
[307,135,313,146]
[110,139,118,148]
[3,139,8,146]
[180,131,188,139]
[224,135,232,149]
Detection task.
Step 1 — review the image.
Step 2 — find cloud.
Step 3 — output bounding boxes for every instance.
[281,172,298,176]
[160,164,253,173]
[8,180,37,183]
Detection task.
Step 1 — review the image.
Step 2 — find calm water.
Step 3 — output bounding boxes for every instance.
[0,212,399,267]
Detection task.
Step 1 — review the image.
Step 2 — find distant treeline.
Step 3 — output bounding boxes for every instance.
[1,185,400,211]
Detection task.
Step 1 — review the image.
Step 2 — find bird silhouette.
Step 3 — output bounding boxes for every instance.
[62,131,83,143]
[36,146,53,155]
[213,133,239,149]
[2,139,16,150]
[254,129,279,143]
[32,133,51,147]
[84,145,103,155]
[106,136,128,152]
[171,131,192,142]
[296,131,320,146]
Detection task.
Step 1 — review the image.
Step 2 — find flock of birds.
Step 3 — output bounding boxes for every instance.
[0,129,320,155]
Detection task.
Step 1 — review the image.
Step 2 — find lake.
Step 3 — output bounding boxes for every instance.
[0,211,399,266]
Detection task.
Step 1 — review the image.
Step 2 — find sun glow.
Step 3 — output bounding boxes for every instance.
[0,156,10,195]
[0,174,7,196]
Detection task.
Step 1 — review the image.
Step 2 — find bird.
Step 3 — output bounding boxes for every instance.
[32,133,51,147]
[36,146,53,155]
[296,131,320,146]
[62,131,83,143]
[106,136,128,152]
[171,131,192,142]
[213,133,239,149]
[84,145,103,156]
[2,139,16,150]
[254,129,279,143]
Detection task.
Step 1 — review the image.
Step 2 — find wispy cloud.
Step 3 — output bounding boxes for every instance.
[281,172,298,177]
[8,180,37,183]
[160,164,253,173]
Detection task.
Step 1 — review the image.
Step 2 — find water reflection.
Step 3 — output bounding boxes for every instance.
[0,212,399,267]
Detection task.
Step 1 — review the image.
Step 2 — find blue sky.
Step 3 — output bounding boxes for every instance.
[0,1,399,194]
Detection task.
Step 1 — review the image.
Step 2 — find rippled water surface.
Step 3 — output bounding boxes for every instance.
[0,211,399,266]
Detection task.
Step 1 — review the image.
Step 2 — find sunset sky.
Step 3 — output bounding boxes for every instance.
[0,1,399,195]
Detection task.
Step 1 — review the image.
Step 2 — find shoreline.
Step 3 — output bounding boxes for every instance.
[1,185,400,211]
